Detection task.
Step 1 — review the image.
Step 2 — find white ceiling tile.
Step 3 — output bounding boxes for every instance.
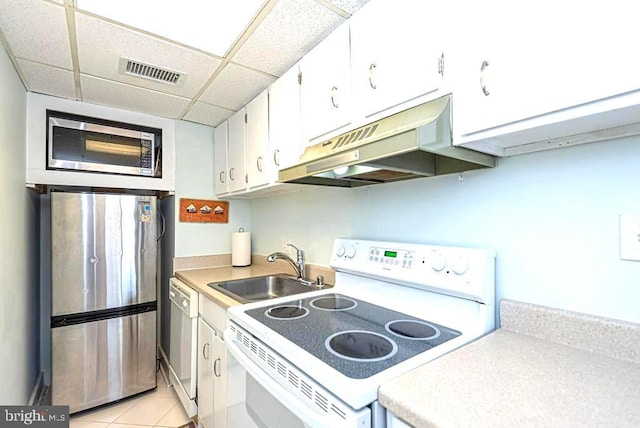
[324,0,370,15]
[76,0,264,57]
[0,0,72,68]
[75,12,223,98]
[233,0,344,76]
[17,60,76,100]
[81,74,191,119]
[199,63,276,111]
[182,102,234,127]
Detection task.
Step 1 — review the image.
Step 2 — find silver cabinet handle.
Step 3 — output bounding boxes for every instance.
[257,156,263,172]
[368,63,377,89]
[219,170,225,184]
[273,149,280,167]
[480,60,490,96]
[202,342,210,360]
[213,358,221,377]
[229,167,235,181]
[438,52,445,76]
[330,86,339,108]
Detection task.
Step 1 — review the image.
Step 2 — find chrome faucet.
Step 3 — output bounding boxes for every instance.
[267,243,305,279]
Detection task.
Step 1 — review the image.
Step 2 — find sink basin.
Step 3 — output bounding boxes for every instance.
[207,274,329,303]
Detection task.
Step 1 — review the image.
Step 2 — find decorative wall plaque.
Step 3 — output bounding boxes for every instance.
[179,198,228,223]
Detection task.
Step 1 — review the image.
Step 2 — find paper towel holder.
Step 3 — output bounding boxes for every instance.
[232,227,251,267]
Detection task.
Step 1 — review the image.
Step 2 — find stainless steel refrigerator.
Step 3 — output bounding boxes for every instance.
[50,191,157,413]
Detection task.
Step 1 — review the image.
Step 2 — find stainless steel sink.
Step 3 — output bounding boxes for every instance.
[207,274,330,303]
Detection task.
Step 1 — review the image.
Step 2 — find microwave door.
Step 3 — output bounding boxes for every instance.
[48,117,155,176]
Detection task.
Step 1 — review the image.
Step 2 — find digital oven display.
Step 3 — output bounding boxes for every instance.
[384,250,397,258]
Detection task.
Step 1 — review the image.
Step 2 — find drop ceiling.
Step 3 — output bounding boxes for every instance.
[0,0,369,127]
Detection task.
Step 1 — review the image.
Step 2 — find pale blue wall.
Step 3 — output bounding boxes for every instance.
[250,136,640,324]
[0,47,40,403]
[174,120,250,257]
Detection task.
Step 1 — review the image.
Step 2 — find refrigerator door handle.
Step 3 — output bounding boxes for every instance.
[157,210,166,242]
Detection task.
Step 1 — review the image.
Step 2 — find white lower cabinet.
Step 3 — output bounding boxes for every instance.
[197,318,215,428]
[197,297,228,428]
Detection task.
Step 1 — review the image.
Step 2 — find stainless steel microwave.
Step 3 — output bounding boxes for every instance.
[47,110,162,177]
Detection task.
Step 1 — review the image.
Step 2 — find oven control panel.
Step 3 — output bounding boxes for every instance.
[330,238,495,304]
[368,247,416,268]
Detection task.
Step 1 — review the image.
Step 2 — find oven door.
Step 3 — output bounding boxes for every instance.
[226,333,371,428]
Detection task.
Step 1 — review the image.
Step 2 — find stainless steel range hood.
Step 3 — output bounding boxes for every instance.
[279,95,496,187]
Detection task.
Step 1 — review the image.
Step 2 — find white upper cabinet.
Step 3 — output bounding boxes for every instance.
[213,66,303,198]
[300,21,352,144]
[246,90,270,188]
[227,109,247,193]
[269,64,303,176]
[213,121,228,195]
[451,0,640,155]
[351,0,445,120]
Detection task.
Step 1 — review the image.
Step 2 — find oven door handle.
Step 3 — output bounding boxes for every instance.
[225,338,345,427]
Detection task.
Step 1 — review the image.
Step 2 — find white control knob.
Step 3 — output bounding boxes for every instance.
[336,244,346,257]
[169,291,176,298]
[346,246,357,259]
[431,252,446,272]
[182,299,189,308]
[450,257,468,275]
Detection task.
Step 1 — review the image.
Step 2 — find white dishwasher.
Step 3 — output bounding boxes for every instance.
[168,277,199,417]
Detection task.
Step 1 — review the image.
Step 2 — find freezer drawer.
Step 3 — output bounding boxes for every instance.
[52,311,157,413]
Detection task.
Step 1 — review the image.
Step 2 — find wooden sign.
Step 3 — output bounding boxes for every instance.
[179,198,229,223]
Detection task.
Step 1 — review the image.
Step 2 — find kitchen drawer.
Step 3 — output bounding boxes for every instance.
[199,295,227,334]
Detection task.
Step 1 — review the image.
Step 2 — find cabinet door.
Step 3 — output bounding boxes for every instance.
[212,334,227,428]
[197,318,214,428]
[213,122,228,195]
[269,64,303,176]
[300,21,352,144]
[227,109,247,192]
[246,90,270,188]
[351,0,444,119]
[454,0,640,139]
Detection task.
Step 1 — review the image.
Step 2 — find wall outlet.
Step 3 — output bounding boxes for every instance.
[620,214,640,261]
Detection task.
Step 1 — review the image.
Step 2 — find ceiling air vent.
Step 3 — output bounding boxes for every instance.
[118,57,186,86]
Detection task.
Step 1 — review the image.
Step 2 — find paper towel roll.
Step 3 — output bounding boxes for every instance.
[232,228,251,267]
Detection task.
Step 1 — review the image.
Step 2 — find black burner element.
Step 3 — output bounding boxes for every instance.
[326,330,398,362]
[265,305,309,320]
[386,320,441,340]
[311,296,357,311]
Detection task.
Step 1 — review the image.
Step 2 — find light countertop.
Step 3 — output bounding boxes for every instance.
[173,255,335,309]
[378,299,640,427]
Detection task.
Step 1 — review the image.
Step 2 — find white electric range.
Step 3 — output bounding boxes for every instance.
[225,238,495,428]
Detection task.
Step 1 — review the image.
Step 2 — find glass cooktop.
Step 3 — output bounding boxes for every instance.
[244,293,461,379]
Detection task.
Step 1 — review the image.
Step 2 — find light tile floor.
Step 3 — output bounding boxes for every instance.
[70,374,192,428]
